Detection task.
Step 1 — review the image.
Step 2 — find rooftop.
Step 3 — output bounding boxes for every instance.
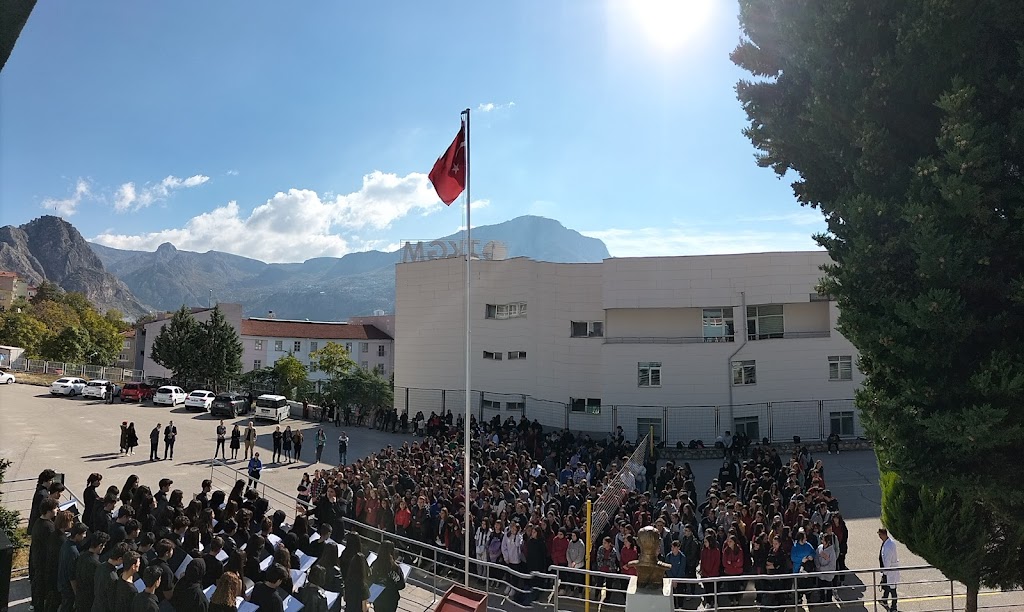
[241,318,392,340]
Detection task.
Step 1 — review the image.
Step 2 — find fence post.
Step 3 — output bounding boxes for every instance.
[818,400,825,440]
[767,402,774,442]
[552,572,559,612]
[872,570,878,612]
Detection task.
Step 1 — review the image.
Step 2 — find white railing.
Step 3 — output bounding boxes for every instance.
[8,357,144,382]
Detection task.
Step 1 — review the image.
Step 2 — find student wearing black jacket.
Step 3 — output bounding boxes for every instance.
[201,536,226,588]
[29,498,57,611]
[43,509,74,612]
[111,551,141,612]
[170,558,210,612]
[74,532,108,612]
[91,542,128,612]
[132,566,163,612]
[249,564,287,612]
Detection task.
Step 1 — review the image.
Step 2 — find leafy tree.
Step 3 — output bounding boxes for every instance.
[272,353,308,400]
[309,342,357,379]
[198,306,243,390]
[79,308,122,365]
[733,0,1024,592]
[880,471,1021,612]
[40,326,91,363]
[29,280,61,305]
[240,366,277,393]
[0,311,49,356]
[29,299,80,331]
[150,306,201,383]
[0,458,24,549]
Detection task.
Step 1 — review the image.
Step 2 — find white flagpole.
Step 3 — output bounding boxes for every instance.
[461,107,473,586]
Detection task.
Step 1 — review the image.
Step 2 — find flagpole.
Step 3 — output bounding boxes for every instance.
[461,107,472,586]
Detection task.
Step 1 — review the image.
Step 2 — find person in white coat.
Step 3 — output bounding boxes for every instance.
[878,528,900,611]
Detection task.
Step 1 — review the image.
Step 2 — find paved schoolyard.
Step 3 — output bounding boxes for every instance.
[2,382,1020,610]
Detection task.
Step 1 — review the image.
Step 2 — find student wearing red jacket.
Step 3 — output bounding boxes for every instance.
[699,535,722,608]
[722,535,746,605]
[549,528,569,567]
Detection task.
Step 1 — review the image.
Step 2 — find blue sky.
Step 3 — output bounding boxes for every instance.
[0,0,824,263]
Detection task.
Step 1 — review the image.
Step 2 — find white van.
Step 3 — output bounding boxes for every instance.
[254,394,290,423]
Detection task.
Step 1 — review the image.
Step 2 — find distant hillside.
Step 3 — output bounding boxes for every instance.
[90,215,610,320]
[0,216,150,317]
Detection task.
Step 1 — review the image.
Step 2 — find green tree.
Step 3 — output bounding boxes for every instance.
[79,308,122,365]
[0,311,49,356]
[30,300,80,331]
[150,306,201,383]
[40,326,91,362]
[198,305,243,390]
[0,458,24,549]
[272,353,308,400]
[29,280,61,305]
[308,342,357,379]
[732,0,1024,593]
[240,366,277,393]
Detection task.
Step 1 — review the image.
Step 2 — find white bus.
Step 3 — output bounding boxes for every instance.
[254,394,290,422]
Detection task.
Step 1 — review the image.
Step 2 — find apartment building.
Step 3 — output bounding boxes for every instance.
[116,329,137,370]
[0,271,30,311]
[241,317,394,380]
[394,252,864,441]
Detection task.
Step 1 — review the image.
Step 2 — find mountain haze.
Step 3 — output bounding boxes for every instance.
[90,215,610,320]
[0,216,150,317]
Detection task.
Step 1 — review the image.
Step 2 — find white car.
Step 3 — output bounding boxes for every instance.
[82,379,118,399]
[0,371,15,384]
[153,386,187,406]
[184,390,215,411]
[50,377,87,396]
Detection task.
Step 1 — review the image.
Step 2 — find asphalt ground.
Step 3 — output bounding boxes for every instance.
[2,382,1020,610]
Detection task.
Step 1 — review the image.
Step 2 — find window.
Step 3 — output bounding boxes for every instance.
[508,351,527,360]
[485,302,527,319]
[255,339,264,351]
[638,362,662,387]
[830,411,855,436]
[253,359,262,370]
[360,342,369,353]
[506,401,524,412]
[571,398,602,414]
[377,344,385,357]
[293,341,302,352]
[361,361,368,370]
[571,321,604,337]
[482,399,501,410]
[733,416,760,441]
[374,364,385,375]
[747,305,784,340]
[274,340,283,352]
[118,353,126,362]
[637,417,663,444]
[345,342,353,353]
[732,360,757,385]
[828,355,853,381]
[122,339,131,349]
[702,308,735,342]
[310,341,318,352]
[482,351,503,360]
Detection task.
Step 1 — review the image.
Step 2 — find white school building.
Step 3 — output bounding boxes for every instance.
[393,252,865,444]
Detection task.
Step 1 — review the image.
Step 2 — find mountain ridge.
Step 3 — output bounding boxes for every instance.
[88,215,610,320]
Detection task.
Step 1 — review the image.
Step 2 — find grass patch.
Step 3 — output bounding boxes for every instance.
[7,371,56,387]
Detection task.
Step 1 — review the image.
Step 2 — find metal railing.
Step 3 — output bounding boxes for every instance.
[603,330,831,344]
[549,564,1024,611]
[8,357,145,382]
[341,517,559,612]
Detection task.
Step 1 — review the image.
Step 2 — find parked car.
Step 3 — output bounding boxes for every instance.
[153,386,187,406]
[184,390,215,411]
[82,379,121,400]
[210,392,249,417]
[50,377,87,396]
[0,370,15,384]
[254,394,290,423]
[121,382,155,402]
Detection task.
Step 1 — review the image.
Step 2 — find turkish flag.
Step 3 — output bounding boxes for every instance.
[428,126,466,205]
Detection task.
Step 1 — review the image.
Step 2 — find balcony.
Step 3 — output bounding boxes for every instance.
[605,330,830,344]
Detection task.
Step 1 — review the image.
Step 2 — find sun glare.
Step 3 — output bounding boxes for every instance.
[623,0,714,52]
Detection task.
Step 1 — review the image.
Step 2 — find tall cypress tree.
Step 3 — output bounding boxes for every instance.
[732,0,1024,589]
[151,306,201,383]
[200,305,243,391]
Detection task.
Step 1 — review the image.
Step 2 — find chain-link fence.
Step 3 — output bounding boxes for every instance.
[9,357,144,382]
[589,433,651,540]
[395,385,865,444]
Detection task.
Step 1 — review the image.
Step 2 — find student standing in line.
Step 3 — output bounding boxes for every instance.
[282,425,293,463]
[163,421,177,460]
[230,424,241,459]
[215,420,228,460]
[243,421,257,459]
[272,426,283,463]
[293,429,304,463]
[337,431,349,465]
[315,427,327,463]
[126,422,139,455]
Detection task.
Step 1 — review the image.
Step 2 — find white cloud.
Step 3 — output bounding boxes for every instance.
[226,170,239,176]
[477,101,515,113]
[41,178,91,216]
[470,198,489,210]
[114,174,210,212]
[582,226,823,257]
[92,171,451,263]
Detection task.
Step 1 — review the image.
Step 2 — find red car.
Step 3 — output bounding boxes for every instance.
[121,382,155,402]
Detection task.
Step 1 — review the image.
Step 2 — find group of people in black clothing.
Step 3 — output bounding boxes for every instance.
[26,467,407,612]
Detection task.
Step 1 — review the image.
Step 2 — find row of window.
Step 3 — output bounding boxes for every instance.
[252,359,384,374]
[256,339,385,356]
[637,355,854,388]
[485,302,527,319]
[481,399,525,411]
[482,351,527,361]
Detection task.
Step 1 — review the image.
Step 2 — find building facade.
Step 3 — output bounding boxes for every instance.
[0,271,30,311]
[136,303,245,379]
[241,318,394,381]
[394,252,865,443]
[116,329,137,370]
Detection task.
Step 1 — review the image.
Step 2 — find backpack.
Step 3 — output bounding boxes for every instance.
[298,584,329,612]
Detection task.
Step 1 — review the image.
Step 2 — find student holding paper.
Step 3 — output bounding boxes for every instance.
[344,552,370,612]
[131,566,163,612]
[202,536,226,588]
[209,571,243,612]
[111,550,141,611]
[249,563,288,612]
[170,558,210,612]
[369,541,406,612]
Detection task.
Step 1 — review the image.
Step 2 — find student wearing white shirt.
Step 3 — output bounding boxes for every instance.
[878,528,900,612]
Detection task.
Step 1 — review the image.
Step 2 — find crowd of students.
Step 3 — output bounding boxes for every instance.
[27,409,865,611]
[26,468,406,612]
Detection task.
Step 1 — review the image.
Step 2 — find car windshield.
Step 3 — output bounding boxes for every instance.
[157,387,173,393]
[56,378,71,383]
[87,381,106,387]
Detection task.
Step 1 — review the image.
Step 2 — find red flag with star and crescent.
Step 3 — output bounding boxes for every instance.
[428,126,466,205]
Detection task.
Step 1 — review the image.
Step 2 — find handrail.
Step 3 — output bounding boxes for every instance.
[208,459,314,513]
